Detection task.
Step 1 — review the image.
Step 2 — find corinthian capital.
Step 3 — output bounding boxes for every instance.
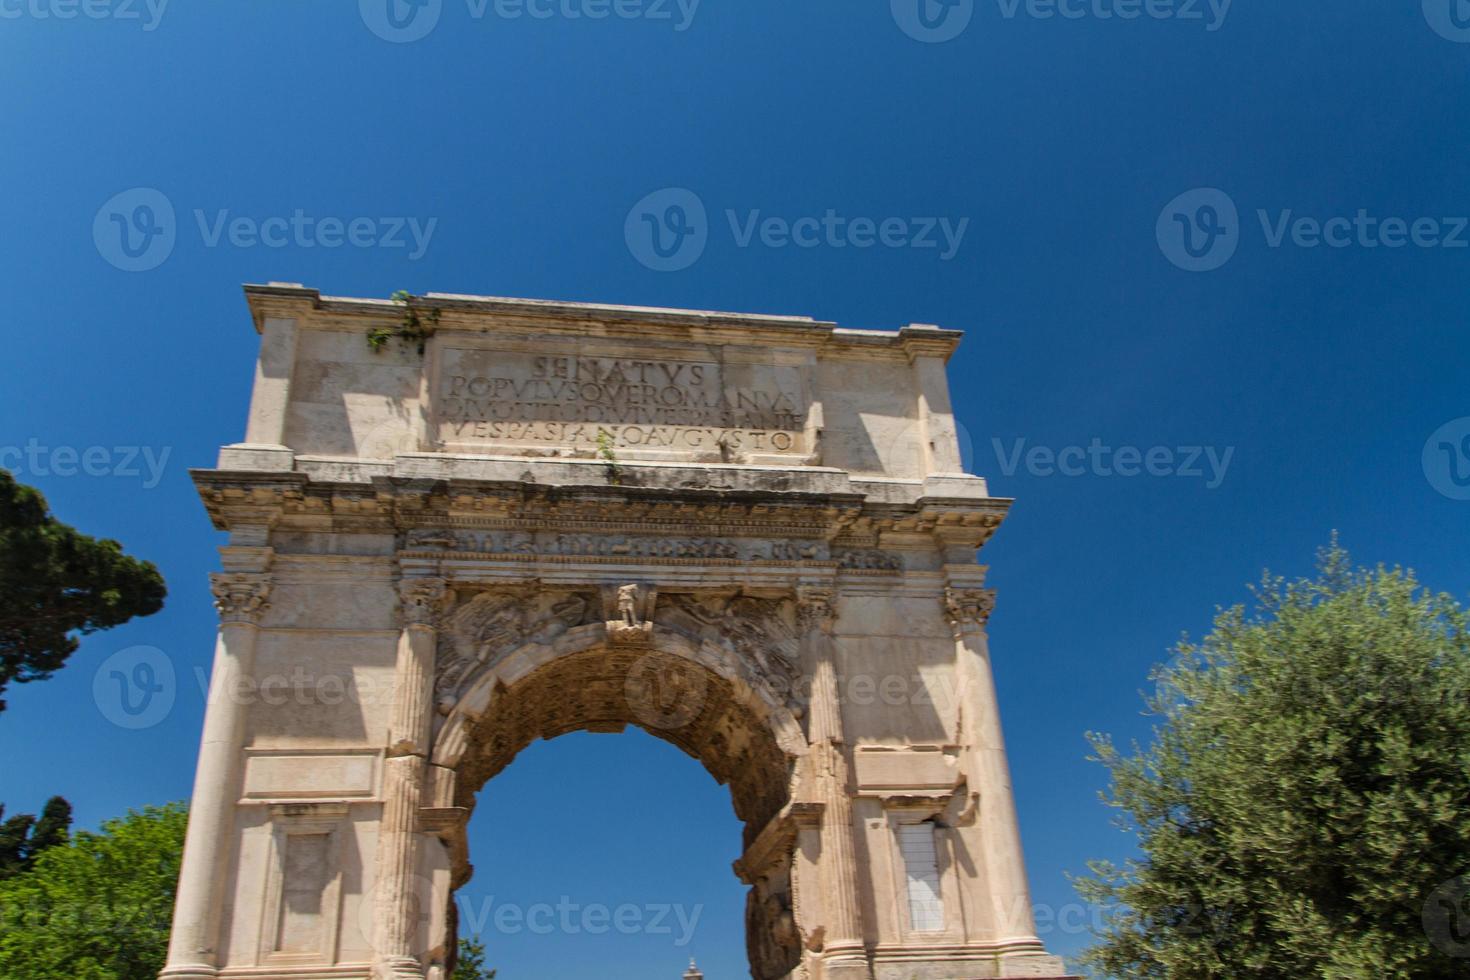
[210,573,272,624]
[398,577,448,627]
[796,586,838,634]
[944,587,996,629]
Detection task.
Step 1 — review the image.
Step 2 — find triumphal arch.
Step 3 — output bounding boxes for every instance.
[161,283,1071,980]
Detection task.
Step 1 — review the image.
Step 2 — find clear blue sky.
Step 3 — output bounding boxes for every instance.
[2,2,1469,977]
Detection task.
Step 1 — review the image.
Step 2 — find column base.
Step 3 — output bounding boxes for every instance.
[371,956,425,980]
[870,947,1075,980]
[158,967,218,980]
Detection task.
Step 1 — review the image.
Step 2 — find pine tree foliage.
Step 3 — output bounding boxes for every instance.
[0,796,72,879]
[0,470,166,711]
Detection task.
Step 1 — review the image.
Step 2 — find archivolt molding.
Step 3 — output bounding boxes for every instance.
[429,607,811,837]
[431,584,816,728]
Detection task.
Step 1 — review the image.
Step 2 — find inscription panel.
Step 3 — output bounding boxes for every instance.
[435,347,809,457]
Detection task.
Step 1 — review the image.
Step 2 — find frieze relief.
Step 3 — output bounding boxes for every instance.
[401,527,834,564]
[833,548,903,571]
[432,585,810,718]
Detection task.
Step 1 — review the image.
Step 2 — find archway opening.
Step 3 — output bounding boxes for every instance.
[438,638,807,980]
[458,728,747,978]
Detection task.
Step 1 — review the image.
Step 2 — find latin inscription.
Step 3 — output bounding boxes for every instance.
[436,350,808,454]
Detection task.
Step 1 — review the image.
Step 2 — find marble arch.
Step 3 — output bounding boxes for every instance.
[161,284,1073,980]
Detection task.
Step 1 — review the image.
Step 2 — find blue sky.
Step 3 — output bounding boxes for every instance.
[3,1,1469,976]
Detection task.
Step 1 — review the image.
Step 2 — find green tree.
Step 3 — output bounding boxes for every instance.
[452,937,497,980]
[0,469,166,711]
[0,797,72,879]
[0,803,187,980]
[1078,542,1470,978]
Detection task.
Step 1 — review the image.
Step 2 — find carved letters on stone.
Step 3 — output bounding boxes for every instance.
[434,348,809,460]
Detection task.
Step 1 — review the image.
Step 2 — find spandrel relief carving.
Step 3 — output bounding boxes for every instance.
[434,588,596,713]
[658,592,803,705]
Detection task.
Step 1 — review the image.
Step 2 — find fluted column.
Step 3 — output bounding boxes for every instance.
[944,587,1040,945]
[161,573,272,980]
[798,587,872,980]
[372,577,447,980]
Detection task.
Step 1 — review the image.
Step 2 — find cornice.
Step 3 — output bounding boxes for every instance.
[241,282,962,357]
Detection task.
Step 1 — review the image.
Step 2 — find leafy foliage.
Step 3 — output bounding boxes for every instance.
[367,290,441,354]
[0,803,187,980]
[0,797,72,880]
[1077,542,1470,977]
[0,469,166,711]
[452,937,497,979]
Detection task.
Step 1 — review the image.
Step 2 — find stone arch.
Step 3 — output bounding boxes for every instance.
[434,621,807,832]
[428,615,811,980]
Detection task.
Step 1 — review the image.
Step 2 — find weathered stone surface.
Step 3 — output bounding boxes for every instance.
[161,286,1072,980]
